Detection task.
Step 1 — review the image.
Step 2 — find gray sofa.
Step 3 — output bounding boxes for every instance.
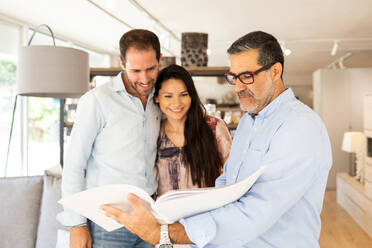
[0,172,67,248]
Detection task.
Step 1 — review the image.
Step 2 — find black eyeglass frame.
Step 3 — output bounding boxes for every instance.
[224,62,276,85]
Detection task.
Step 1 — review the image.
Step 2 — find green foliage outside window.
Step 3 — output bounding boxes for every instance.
[0,58,58,142]
[28,97,59,142]
[0,59,16,86]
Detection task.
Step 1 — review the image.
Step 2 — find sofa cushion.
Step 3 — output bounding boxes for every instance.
[35,174,67,248]
[0,175,43,248]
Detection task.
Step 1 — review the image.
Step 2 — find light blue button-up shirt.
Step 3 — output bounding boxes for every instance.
[58,72,161,226]
[180,89,332,248]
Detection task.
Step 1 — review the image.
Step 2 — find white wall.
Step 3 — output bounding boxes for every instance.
[313,68,372,188]
[285,73,313,108]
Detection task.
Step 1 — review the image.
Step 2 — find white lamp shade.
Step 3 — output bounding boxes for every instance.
[342,131,364,153]
[17,46,89,98]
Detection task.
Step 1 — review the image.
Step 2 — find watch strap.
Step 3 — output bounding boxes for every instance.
[160,224,171,244]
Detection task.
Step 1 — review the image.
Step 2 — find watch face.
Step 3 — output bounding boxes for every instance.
[159,244,173,248]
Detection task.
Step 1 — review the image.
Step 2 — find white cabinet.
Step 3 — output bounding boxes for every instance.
[337,173,372,238]
[364,94,372,133]
[365,163,372,198]
[313,68,372,188]
[364,94,372,198]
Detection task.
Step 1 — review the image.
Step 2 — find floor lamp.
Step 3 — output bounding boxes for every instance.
[5,24,89,176]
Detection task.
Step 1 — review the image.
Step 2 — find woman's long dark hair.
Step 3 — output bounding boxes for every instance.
[154,64,223,187]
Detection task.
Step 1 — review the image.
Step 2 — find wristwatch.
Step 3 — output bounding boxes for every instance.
[159,224,173,248]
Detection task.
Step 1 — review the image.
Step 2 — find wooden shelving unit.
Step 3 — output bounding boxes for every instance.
[90,66,229,78]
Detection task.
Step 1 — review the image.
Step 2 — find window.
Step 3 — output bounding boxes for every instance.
[0,20,112,176]
[0,21,21,177]
[26,30,112,175]
[26,30,66,175]
[27,96,61,175]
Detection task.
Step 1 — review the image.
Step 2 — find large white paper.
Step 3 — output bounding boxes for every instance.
[59,184,155,231]
[59,166,265,231]
[154,166,265,223]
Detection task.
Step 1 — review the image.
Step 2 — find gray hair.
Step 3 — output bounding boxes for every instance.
[227,31,284,77]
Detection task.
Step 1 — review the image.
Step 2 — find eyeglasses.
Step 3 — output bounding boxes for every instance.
[224,62,276,85]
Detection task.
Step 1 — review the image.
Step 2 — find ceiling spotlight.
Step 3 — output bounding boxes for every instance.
[284,48,292,56]
[331,40,339,56]
[281,41,291,56]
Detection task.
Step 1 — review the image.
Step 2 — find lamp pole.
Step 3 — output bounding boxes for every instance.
[59,99,65,167]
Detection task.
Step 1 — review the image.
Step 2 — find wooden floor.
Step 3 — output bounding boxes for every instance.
[319,190,372,247]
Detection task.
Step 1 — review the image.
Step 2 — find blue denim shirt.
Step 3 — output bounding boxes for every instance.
[180,89,332,248]
[58,72,161,226]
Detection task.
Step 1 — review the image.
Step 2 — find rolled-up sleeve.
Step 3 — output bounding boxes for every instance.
[179,212,216,248]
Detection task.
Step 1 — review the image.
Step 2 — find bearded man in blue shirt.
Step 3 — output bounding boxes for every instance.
[58,29,162,248]
[102,30,332,248]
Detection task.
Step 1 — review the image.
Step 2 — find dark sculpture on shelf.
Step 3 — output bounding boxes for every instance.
[181,32,208,67]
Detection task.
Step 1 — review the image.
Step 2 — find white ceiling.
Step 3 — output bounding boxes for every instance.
[1,0,372,86]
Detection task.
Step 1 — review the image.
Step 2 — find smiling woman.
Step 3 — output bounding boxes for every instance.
[156,78,192,125]
[153,64,232,195]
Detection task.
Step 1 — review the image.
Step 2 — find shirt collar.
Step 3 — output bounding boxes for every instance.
[253,88,295,119]
[111,72,126,92]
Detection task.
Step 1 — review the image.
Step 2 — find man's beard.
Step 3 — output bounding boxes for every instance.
[237,74,275,114]
[124,72,153,97]
[237,89,258,113]
[237,88,254,98]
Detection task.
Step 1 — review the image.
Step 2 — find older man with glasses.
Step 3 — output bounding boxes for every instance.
[102,30,332,248]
